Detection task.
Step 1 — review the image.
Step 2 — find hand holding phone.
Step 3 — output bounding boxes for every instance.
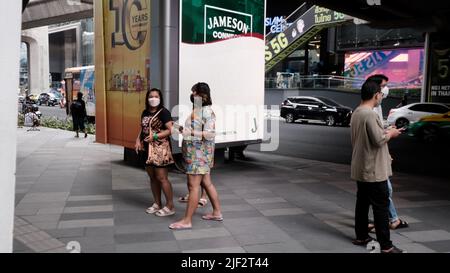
[173,123,183,133]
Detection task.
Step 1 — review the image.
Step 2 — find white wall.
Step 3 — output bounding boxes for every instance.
[22,26,50,95]
[0,1,22,253]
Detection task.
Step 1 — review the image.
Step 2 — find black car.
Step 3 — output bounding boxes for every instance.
[37,93,57,106]
[280,96,353,126]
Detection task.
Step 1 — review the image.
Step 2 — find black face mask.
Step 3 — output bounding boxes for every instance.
[190,94,203,105]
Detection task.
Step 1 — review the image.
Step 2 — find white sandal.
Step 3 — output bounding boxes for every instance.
[146,203,160,214]
[155,206,175,217]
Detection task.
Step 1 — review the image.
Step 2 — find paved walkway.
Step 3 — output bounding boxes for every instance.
[13,127,450,253]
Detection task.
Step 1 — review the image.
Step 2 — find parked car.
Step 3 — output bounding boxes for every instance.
[408,111,450,143]
[280,96,353,126]
[37,92,58,106]
[387,103,449,128]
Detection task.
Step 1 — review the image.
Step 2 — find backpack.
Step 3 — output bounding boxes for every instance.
[71,100,83,115]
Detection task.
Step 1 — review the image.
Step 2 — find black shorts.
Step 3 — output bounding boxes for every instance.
[73,116,85,131]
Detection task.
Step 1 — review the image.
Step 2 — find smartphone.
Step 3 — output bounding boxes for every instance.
[173,123,183,133]
[399,126,408,132]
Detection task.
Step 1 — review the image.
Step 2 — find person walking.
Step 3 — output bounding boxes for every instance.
[70,92,88,138]
[350,79,406,253]
[135,88,176,217]
[169,82,222,230]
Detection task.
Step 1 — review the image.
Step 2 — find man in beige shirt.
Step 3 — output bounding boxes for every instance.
[350,79,405,253]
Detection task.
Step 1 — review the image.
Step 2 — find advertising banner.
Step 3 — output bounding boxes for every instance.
[98,0,151,148]
[79,67,95,117]
[179,0,266,145]
[344,48,425,89]
[429,41,450,104]
[265,6,347,71]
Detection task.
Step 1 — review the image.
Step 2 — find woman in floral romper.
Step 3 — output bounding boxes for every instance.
[169,83,223,230]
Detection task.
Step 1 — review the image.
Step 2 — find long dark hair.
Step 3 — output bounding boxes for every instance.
[192,82,212,106]
[145,88,164,111]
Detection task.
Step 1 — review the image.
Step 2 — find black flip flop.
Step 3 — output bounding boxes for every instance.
[391,219,409,230]
[352,236,375,246]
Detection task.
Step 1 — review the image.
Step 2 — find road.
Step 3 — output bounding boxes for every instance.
[248,119,450,179]
[20,105,449,179]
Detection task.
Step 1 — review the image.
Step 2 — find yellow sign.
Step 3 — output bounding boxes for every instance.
[95,0,151,148]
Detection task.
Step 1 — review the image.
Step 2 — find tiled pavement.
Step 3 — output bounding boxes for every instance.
[13,127,450,253]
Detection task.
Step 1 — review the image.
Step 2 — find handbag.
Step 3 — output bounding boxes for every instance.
[146,109,175,166]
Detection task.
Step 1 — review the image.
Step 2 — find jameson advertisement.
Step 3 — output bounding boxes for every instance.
[179,0,266,144]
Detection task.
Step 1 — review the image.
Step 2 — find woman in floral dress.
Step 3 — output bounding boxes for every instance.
[169,83,223,230]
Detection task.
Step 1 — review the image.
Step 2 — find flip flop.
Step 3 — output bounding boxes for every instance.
[198,198,208,208]
[155,207,175,217]
[145,203,160,214]
[201,214,223,221]
[178,194,189,203]
[391,219,409,230]
[169,223,192,230]
[352,236,375,246]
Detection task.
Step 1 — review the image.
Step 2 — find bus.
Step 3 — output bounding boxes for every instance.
[64,66,95,123]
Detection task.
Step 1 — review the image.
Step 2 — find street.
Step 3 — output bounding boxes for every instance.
[249,120,450,179]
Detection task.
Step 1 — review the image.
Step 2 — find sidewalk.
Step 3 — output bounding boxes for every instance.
[13,127,450,253]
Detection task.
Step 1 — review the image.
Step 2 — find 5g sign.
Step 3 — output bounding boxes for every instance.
[110,0,150,50]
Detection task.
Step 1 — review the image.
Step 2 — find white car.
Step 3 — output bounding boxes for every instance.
[387,103,449,128]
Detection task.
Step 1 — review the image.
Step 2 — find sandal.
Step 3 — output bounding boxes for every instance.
[201,214,223,221]
[178,194,189,203]
[169,222,192,230]
[198,198,208,208]
[155,207,175,217]
[145,203,160,214]
[352,236,375,246]
[390,219,409,230]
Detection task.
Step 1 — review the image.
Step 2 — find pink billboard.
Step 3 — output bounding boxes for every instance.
[344,48,424,89]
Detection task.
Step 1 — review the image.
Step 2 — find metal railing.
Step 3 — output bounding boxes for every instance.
[265,75,413,93]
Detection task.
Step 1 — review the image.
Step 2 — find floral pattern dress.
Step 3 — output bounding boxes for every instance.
[182,106,216,175]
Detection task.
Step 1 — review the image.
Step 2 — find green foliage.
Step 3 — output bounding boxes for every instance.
[18,113,24,126]
[18,114,95,135]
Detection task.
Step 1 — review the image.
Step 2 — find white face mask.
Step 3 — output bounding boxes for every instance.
[149,98,160,107]
[381,86,389,99]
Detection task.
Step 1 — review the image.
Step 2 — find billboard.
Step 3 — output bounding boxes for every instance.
[95,0,151,148]
[428,40,450,104]
[179,0,266,145]
[344,48,425,89]
[79,67,95,117]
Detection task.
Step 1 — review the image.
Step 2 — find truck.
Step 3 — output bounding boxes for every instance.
[94,0,266,166]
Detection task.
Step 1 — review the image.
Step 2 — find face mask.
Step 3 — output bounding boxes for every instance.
[190,94,202,105]
[149,98,160,107]
[381,86,389,98]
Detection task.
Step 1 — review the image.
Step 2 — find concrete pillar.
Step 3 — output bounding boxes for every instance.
[22,26,50,95]
[0,0,22,253]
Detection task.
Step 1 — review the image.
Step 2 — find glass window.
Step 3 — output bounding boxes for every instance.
[409,104,426,112]
[316,97,341,107]
[426,104,450,113]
